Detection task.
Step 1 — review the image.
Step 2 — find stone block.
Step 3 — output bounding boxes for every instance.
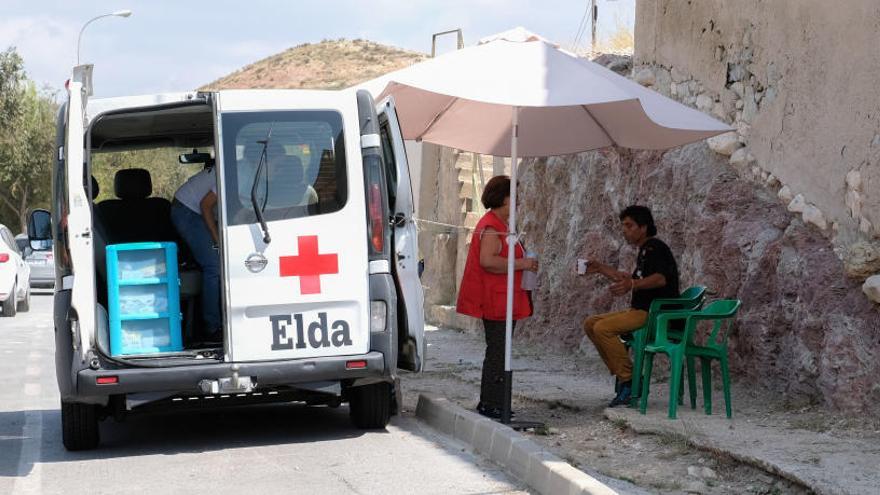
[787,193,806,213]
[488,424,518,464]
[471,417,497,455]
[671,66,688,83]
[634,68,655,87]
[728,148,751,169]
[802,204,827,230]
[507,437,544,481]
[731,81,745,98]
[845,242,880,279]
[453,411,483,444]
[696,94,714,112]
[415,394,456,435]
[707,132,741,156]
[778,185,794,203]
[863,275,880,304]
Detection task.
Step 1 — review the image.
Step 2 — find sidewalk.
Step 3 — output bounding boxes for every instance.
[399,325,880,495]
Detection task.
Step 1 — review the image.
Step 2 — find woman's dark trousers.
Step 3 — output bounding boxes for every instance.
[480,319,515,409]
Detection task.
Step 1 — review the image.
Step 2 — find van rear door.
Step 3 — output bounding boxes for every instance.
[215,91,369,362]
[65,65,97,358]
[377,97,425,372]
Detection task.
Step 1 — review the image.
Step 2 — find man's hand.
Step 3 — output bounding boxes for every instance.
[585,258,602,274]
[609,277,634,297]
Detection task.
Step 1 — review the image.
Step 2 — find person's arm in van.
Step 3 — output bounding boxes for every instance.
[479,227,538,274]
[200,191,220,246]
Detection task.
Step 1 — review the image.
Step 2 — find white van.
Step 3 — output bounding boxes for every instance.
[27,65,425,451]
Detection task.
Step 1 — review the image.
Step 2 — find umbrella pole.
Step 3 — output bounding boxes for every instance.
[501,107,544,431]
[501,107,518,425]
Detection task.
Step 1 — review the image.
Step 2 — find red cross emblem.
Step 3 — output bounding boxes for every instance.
[279,236,339,295]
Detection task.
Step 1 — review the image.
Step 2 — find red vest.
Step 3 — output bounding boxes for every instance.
[456,210,532,321]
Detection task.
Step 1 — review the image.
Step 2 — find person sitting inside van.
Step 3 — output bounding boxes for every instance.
[265,145,318,209]
[171,163,221,340]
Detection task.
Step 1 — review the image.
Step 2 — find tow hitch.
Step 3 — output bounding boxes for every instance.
[198,365,256,394]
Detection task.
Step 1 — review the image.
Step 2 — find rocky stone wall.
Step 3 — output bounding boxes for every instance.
[515,143,880,414]
[633,0,880,302]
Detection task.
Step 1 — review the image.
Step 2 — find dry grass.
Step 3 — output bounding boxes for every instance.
[201,39,427,91]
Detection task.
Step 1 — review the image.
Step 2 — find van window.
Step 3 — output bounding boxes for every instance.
[221,111,346,225]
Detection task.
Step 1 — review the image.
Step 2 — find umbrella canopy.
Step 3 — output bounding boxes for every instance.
[375,31,731,157]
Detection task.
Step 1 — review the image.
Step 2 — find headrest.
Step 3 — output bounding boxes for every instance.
[114,168,152,200]
[90,176,100,200]
[272,154,304,182]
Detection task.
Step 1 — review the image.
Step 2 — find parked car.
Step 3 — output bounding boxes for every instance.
[15,233,55,288]
[0,224,31,316]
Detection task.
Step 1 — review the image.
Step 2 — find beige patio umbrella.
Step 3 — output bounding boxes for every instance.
[375,27,732,424]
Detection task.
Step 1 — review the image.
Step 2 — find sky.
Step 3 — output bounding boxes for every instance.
[1,0,635,98]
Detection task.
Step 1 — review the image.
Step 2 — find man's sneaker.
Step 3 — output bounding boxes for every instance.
[608,381,632,408]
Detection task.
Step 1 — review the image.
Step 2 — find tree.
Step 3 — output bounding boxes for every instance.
[0,47,57,233]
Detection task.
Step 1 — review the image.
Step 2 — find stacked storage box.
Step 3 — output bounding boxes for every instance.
[106,242,183,356]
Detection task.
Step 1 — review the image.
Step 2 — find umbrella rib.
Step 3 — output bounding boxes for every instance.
[581,104,615,147]
[415,97,459,140]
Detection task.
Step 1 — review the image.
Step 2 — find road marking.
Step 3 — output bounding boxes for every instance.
[25,366,40,377]
[11,409,44,495]
[24,384,41,396]
[27,352,42,361]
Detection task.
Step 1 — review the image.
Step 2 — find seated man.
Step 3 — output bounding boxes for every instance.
[582,205,680,407]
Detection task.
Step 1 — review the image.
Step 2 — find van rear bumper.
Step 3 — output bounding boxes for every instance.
[76,351,386,397]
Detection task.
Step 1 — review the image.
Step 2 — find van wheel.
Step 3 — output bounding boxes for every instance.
[2,282,17,317]
[349,382,392,429]
[61,401,100,451]
[17,285,30,312]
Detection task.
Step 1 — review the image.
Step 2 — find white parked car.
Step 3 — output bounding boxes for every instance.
[0,223,31,316]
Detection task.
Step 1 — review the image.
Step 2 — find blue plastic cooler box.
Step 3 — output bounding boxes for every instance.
[106,242,183,356]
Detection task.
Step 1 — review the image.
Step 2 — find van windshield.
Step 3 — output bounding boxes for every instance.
[221,110,347,225]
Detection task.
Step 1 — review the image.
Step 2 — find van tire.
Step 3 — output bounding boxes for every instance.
[2,282,17,317]
[17,285,30,312]
[349,382,391,429]
[61,401,100,451]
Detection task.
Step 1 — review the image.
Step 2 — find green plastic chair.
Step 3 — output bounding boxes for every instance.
[639,299,742,419]
[627,286,707,407]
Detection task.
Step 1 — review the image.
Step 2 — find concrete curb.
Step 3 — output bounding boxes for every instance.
[416,393,617,495]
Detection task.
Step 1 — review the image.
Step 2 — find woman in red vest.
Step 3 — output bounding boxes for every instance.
[457,175,538,419]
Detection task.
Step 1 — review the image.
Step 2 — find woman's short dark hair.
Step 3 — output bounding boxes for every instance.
[619,205,657,237]
[481,175,510,209]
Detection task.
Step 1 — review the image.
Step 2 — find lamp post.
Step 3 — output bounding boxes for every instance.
[76,10,133,65]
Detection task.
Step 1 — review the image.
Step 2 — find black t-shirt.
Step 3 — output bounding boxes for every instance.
[630,238,680,311]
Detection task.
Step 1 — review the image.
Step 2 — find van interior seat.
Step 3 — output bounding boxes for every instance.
[97,168,176,245]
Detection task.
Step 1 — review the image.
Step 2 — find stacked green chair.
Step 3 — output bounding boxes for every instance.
[638,299,742,419]
[627,286,707,407]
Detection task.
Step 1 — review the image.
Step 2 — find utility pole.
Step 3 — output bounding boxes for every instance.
[591,0,598,51]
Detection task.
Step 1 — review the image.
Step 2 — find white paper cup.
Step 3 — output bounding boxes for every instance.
[577,258,588,275]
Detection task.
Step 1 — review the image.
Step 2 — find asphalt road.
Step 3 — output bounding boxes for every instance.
[0,293,528,495]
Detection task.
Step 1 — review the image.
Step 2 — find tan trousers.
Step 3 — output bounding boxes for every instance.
[583,309,648,382]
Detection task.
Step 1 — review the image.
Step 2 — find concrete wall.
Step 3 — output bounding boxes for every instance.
[634,0,880,270]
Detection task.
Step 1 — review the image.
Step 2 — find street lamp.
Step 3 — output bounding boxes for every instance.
[76,10,133,65]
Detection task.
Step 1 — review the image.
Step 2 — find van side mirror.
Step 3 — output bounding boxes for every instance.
[28,209,52,248]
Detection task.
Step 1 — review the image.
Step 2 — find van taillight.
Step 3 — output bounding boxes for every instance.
[368,183,384,252]
[96,376,118,385]
[346,360,368,370]
[0,253,9,263]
